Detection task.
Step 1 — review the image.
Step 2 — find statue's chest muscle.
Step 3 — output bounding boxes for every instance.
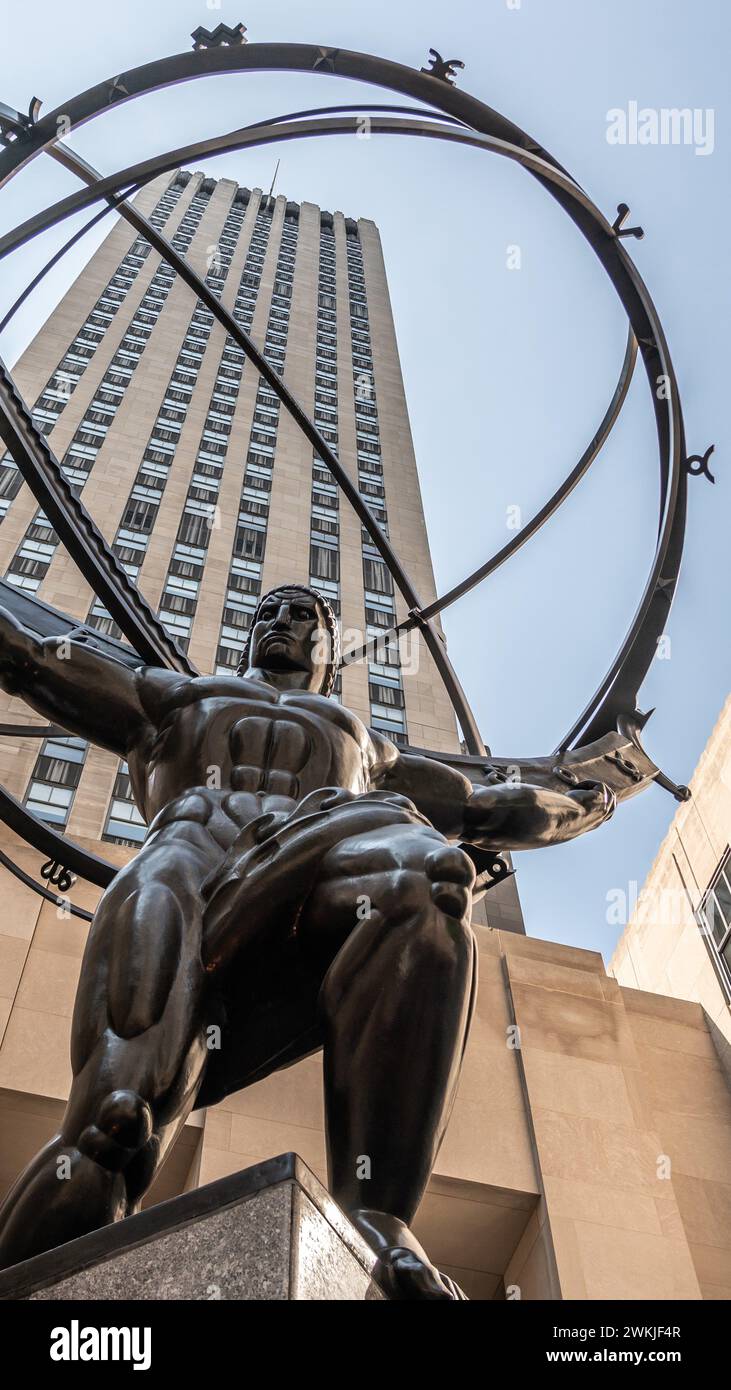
[160,685,367,795]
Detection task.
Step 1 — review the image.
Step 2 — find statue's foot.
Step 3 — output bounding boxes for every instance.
[348,1207,467,1301]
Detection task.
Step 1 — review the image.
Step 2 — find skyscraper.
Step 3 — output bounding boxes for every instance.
[0,168,482,849]
[0,172,728,1303]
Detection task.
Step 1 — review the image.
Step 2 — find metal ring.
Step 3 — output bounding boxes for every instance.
[0,39,688,888]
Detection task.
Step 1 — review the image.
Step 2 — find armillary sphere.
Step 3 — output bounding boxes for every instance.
[0,28,709,920]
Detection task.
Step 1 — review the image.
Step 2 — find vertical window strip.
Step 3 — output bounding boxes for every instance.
[1,174,189,506]
[345,231,407,744]
[5,184,214,594]
[213,204,301,669]
[91,195,251,640]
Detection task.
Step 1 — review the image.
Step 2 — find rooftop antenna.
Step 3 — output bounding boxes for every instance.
[267,158,280,210]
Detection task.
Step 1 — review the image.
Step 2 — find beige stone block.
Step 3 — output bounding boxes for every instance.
[653,1112,731,1183]
[522,1048,637,1127]
[415,1189,523,1275]
[202,1107,232,1152]
[548,1214,591,1299]
[622,1064,654,1129]
[32,908,91,959]
[196,1145,248,1186]
[0,870,43,941]
[500,931,603,975]
[509,981,639,1069]
[438,1092,538,1194]
[700,1280,731,1299]
[0,1007,72,1099]
[0,1092,65,1194]
[14,948,81,1018]
[637,1044,731,1120]
[543,1173,663,1235]
[505,950,606,999]
[224,1052,324,1130]
[621,984,707,1028]
[530,1106,661,1192]
[652,1189,687,1241]
[229,1113,327,1173]
[0,934,30,1000]
[702,1173,731,1234]
[688,1240,731,1289]
[570,1220,700,1300]
[505,1204,560,1300]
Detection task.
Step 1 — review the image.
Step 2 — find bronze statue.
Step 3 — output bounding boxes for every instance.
[0,583,614,1298]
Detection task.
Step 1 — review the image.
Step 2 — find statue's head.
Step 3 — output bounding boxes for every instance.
[237,583,340,696]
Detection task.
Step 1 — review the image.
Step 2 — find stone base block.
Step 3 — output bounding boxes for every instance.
[0,1154,385,1301]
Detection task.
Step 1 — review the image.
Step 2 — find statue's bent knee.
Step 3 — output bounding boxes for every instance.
[424,844,475,887]
[423,843,475,920]
[77,1089,153,1172]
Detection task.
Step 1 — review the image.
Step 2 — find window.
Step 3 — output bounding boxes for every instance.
[24,736,87,827]
[698,849,731,991]
[222,603,254,632]
[234,524,266,561]
[122,498,157,533]
[369,681,404,708]
[178,510,213,548]
[311,511,339,538]
[8,552,50,580]
[161,588,197,615]
[370,704,406,728]
[87,600,122,638]
[363,557,393,595]
[102,763,146,846]
[310,543,339,582]
[216,642,241,670]
[0,462,22,502]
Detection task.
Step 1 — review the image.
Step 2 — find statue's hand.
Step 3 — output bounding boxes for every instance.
[521,776,616,845]
[465,776,615,851]
[565,778,616,829]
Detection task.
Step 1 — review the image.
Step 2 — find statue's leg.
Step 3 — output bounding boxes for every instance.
[301,821,477,1300]
[0,817,222,1270]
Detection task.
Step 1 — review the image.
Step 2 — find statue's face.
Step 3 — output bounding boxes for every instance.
[248,588,330,692]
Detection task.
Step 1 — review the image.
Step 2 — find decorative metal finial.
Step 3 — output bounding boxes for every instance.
[40,859,76,894]
[0,96,42,147]
[191,22,248,50]
[685,444,715,484]
[612,203,644,240]
[420,49,465,85]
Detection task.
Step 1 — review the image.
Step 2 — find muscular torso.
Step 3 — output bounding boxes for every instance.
[128,672,381,838]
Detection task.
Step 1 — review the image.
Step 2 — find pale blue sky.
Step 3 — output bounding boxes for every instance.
[0,0,727,961]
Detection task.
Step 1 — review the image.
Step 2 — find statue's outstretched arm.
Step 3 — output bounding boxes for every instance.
[0,606,151,756]
[374,743,615,851]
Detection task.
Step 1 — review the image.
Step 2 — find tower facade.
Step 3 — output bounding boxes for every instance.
[611,693,731,1079]
[0,170,466,854]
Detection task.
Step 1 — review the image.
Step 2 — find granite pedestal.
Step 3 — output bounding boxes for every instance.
[0,1154,385,1301]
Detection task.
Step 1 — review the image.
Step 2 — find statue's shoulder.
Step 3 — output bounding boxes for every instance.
[138,668,278,718]
[135,666,199,719]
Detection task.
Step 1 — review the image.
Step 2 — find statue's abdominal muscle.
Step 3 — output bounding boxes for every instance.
[135,683,372,819]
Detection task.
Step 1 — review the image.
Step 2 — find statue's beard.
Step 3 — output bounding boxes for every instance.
[255,636,309,674]
[248,650,330,694]
[261,652,308,674]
